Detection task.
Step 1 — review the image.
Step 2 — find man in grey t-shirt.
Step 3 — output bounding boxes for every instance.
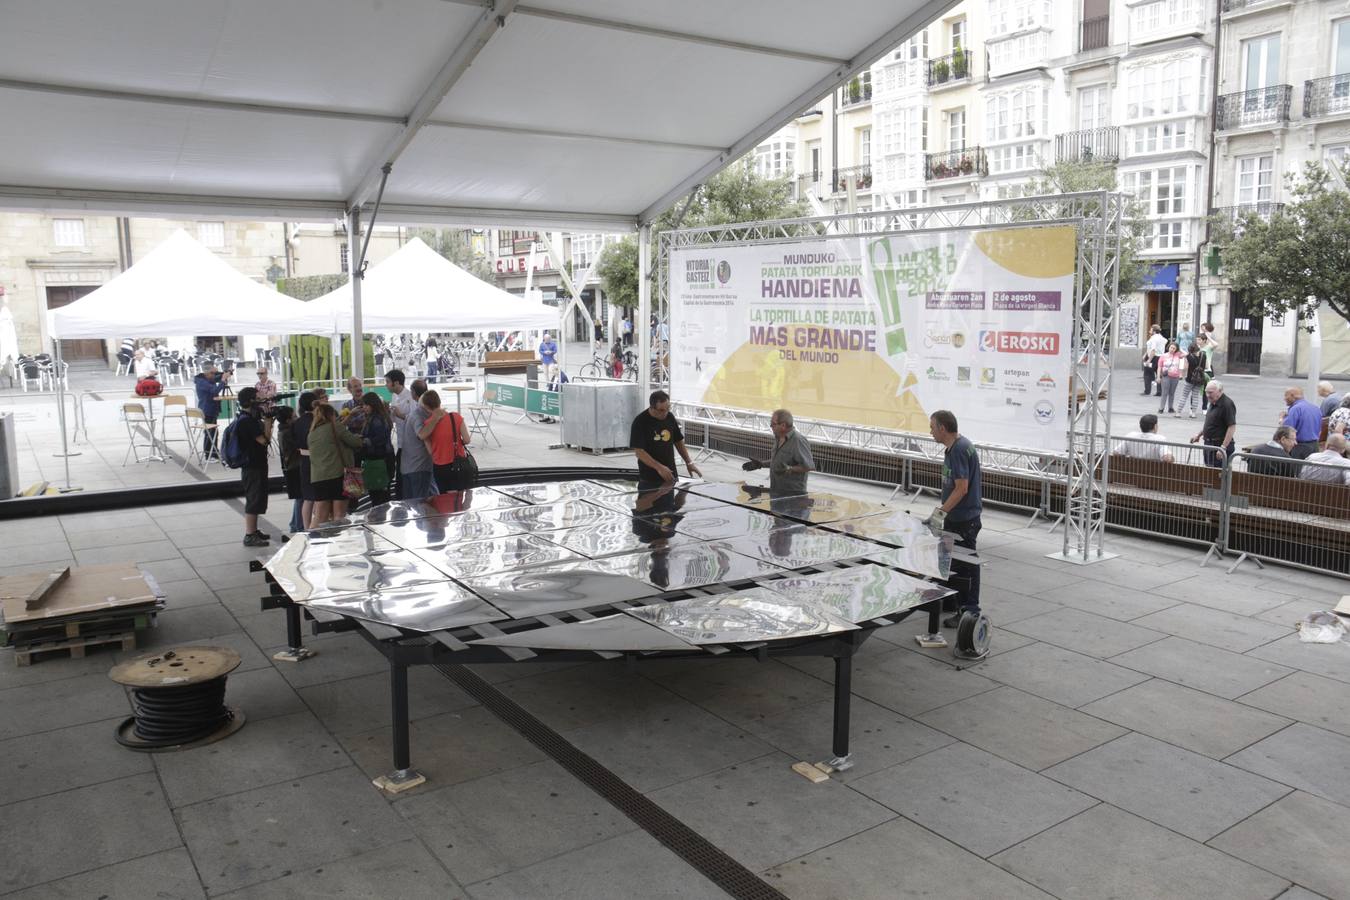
[742,409,815,495]
[399,379,435,499]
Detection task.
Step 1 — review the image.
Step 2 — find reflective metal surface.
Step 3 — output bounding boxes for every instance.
[482,500,620,534]
[761,564,953,623]
[585,478,643,495]
[297,526,400,558]
[596,541,784,591]
[686,481,802,506]
[461,563,660,619]
[414,534,584,579]
[743,492,891,524]
[467,614,698,651]
[546,518,697,558]
[720,526,882,570]
[865,537,953,580]
[628,587,857,644]
[491,480,618,504]
[672,506,785,541]
[825,509,934,546]
[268,548,452,602]
[305,580,504,633]
[367,513,523,550]
[356,488,524,524]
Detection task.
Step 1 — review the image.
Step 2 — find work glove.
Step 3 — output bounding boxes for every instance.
[741,459,764,472]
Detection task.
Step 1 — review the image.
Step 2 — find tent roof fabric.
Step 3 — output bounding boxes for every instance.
[0,0,950,230]
[49,230,334,338]
[310,237,557,332]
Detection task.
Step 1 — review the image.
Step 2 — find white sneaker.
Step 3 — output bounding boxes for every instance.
[1189,411,1196,418]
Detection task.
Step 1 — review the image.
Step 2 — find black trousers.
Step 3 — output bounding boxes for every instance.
[1291,441,1319,460]
[943,516,982,613]
[1142,360,1158,395]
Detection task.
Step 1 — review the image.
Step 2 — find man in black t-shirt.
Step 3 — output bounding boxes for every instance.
[234,387,273,547]
[1192,379,1237,468]
[630,390,701,485]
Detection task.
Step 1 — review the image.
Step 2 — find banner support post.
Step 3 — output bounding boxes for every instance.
[638,223,652,400]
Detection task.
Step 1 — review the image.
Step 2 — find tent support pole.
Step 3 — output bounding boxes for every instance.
[638,223,651,400]
[50,337,81,492]
[348,207,364,380]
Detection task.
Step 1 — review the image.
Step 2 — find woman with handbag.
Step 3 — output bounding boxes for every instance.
[307,402,364,527]
[359,391,394,506]
[1157,341,1186,416]
[417,389,475,494]
[1179,342,1207,419]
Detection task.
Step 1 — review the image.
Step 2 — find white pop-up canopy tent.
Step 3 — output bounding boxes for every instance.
[309,237,555,332]
[49,229,333,338]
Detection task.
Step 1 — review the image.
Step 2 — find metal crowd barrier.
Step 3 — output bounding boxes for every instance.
[1219,451,1350,576]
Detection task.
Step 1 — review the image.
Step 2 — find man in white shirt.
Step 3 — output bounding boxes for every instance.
[1299,434,1350,485]
[1119,414,1175,463]
[1142,325,1166,397]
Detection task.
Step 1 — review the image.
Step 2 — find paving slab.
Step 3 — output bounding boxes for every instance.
[0,671,131,741]
[135,602,242,647]
[0,772,182,894]
[1225,723,1350,806]
[964,588,1063,625]
[1210,791,1350,900]
[235,609,291,649]
[646,752,896,871]
[175,766,412,896]
[268,631,390,690]
[850,742,1096,858]
[1111,636,1293,699]
[563,699,776,793]
[194,560,270,591]
[0,718,153,805]
[0,645,121,690]
[498,659,688,733]
[156,577,220,609]
[747,695,955,781]
[992,803,1289,900]
[1245,633,1350,685]
[648,657,836,731]
[788,645,1000,717]
[1003,607,1167,658]
[396,759,635,885]
[973,642,1149,708]
[763,815,1054,900]
[342,704,547,789]
[1041,578,1180,622]
[893,623,1038,661]
[1255,598,1337,627]
[140,557,203,584]
[5,848,205,900]
[1155,573,1290,616]
[1239,671,1350,738]
[66,524,169,550]
[1131,602,1292,653]
[298,667,478,738]
[217,839,466,899]
[917,685,1127,770]
[1044,732,1290,840]
[466,829,728,900]
[1078,557,1200,591]
[1080,677,1291,758]
[222,664,308,722]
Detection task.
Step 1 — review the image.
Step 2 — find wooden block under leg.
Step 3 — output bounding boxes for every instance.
[791,761,830,783]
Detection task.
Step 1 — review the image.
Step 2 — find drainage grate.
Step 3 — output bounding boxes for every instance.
[436,663,789,900]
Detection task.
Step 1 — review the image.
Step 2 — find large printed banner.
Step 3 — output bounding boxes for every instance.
[670,226,1077,452]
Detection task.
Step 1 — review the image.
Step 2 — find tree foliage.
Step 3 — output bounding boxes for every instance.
[597,159,807,308]
[1215,161,1350,327]
[413,228,496,284]
[1023,158,1151,300]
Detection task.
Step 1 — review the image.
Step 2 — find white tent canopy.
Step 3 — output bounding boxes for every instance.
[310,237,556,332]
[49,229,333,338]
[0,0,950,230]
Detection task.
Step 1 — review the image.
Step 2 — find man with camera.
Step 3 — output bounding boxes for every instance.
[234,386,274,547]
[194,362,232,460]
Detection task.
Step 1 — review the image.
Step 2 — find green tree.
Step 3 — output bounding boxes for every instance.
[1024,158,1151,301]
[597,158,807,308]
[1214,161,1350,326]
[413,227,496,283]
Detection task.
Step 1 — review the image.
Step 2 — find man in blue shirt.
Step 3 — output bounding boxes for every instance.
[538,332,559,383]
[930,409,981,627]
[1280,387,1322,459]
[194,362,231,459]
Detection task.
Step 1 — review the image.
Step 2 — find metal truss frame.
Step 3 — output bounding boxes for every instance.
[658,191,1122,564]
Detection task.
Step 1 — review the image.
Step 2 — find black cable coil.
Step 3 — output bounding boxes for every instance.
[117,676,233,748]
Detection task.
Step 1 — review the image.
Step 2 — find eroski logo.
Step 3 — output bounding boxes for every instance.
[978,331,1060,355]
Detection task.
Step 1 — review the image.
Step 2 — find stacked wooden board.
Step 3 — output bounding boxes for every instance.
[0,565,165,666]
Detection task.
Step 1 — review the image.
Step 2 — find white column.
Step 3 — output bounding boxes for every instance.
[638,224,651,399]
[347,208,364,379]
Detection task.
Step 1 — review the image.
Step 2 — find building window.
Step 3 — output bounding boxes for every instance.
[1126,58,1199,119]
[1336,19,1350,75]
[1241,34,1281,92]
[1129,0,1202,37]
[1236,155,1274,204]
[754,135,794,179]
[987,0,1052,38]
[197,221,225,248]
[1326,143,1349,169]
[1121,166,1189,216]
[950,18,967,50]
[946,110,966,150]
[339,243,349,272]
[1077,85,1109,130]
[1152,221,1184,250]
[985,85,1047,142]
[859,127,872,165]
[1129,120,1190,154]
[894,32,927,61]
[988,142,1044,174]
[52,218,85,248]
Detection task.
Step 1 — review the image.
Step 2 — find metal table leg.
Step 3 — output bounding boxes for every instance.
[827,652,854,771]
[272,603,317,663]
[373,660,426,793]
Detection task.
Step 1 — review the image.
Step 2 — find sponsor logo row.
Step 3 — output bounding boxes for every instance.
[922,329,1061,355]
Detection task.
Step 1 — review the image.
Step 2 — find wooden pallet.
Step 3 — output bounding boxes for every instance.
[13,630,137,667]
[2,611,155,647]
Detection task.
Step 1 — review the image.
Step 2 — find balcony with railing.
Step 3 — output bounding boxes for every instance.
[795,171,823,199]
[832,165,873,193]
[925,50,973,88]
[1216,85,1292,130]
[924,147,987,181]
[1216,202,1286,239]
[1304,74,1350,119]
[1080,15,1109,51]
[841,79,873,107]
[1221,0,1294,13]
[1055,126,1120,163]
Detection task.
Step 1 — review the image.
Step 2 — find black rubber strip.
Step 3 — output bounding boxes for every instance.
[436,663,788,900]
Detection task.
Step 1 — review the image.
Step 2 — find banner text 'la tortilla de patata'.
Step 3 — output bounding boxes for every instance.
[669,225,1077,453]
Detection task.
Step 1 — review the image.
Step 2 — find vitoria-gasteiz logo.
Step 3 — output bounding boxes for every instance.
[977,330,1060,355]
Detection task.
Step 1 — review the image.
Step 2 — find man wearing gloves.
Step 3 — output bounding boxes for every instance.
[929,409,982,627]
[742,409,815,495]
